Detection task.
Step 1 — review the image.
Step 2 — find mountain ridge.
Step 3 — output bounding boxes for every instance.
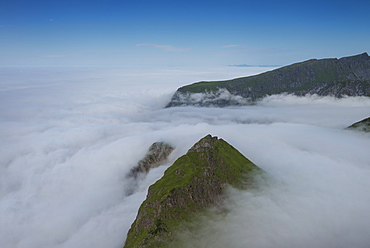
[123,135,262,247]
[166,52,370,107]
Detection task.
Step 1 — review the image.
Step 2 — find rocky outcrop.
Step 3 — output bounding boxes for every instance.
[347,117,370,132]
[128,142,174,179]
[167,52,370,107]
[124,135,262,247]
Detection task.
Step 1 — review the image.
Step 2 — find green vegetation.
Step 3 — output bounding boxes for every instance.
[167,53,370,107]
[178,81,224,93]
[124,135,262,247]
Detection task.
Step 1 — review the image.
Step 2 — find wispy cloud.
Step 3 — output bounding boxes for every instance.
[0,25,13,28]
[136,44,190,52]
[44,53,80,58]
[222,45,240,48]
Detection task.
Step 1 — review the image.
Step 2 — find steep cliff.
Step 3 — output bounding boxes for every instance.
[167,52,370,107]
[124,135,262,247]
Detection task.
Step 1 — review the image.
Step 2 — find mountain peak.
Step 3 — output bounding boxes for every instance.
[339,52,369,62]
[188,134,218,152]
[124,135,262,247]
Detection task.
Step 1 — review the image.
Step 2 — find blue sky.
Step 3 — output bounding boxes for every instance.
[1,0,369,67]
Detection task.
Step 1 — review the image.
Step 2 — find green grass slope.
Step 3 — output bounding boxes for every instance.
[124,135,262,248]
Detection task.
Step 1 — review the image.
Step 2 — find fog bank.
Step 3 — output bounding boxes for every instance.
[0,67,369,248]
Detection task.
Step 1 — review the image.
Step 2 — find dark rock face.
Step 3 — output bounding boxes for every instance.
[124,135,262,248]
[347,117,370,132]
[124,142,174,197]
[128,142,174,178]
[167,53,370,107]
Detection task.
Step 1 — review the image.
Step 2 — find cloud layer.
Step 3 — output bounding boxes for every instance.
[0,67,369,248]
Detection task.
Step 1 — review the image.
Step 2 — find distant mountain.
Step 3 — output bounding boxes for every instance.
[124,135,262,247]
[346,117,370,132]
[167,53,370,107]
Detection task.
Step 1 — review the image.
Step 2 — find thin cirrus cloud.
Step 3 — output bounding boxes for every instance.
[136,44,190,52]
[222,45,240,48]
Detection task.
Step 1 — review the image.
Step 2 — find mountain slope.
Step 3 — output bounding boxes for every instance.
[347,117,370,132]
[167,52,370,107]
[123,135,262,247]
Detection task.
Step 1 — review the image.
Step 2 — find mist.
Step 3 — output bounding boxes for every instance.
[1,67,369,248]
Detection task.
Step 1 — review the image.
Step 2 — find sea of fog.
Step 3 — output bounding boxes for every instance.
[1,67,370,248]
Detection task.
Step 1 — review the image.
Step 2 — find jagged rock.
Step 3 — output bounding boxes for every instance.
[124,135,262,247]
[128,142,174,179]
[347,117,370,132]
[166,52,370,107]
